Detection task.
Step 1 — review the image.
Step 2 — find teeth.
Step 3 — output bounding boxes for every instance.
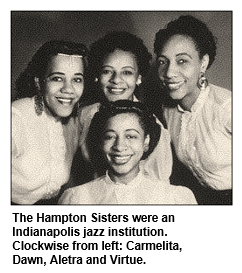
[57,98,73,105]
[112,155,131,164]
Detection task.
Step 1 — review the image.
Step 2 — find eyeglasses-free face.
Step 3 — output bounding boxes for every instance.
[99,49,141,102]
[42,54,84,118]
[102,112,150,184]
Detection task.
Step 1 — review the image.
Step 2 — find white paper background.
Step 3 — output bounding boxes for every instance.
[3,2,241,272]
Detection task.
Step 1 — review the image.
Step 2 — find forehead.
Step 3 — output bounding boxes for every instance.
[103,49,138,67]
[46,54,84,72]
[160,34,198,55]
[105,113,143,131]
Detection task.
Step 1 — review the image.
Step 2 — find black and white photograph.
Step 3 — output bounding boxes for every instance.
[4,8,240,272]
[11,11,232,205]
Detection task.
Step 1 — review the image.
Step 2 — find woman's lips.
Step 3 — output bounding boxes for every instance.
[166,81,184,90]
[107,88,126,95]
[56,97,74,106]
[111,155,132,165]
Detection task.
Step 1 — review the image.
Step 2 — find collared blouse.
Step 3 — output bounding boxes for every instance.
[59,167,197,205]
[163,84,232,190]
[12,97,80,204]
[78,97,173,184]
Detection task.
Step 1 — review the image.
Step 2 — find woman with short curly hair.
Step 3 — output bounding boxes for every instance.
[77,31,173,186]
[59,100,196,205]
[154,15,232,204]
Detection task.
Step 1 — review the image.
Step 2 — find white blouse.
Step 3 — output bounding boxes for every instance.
[79,97,173,184]
[163,84,232,190]
[12,97,80,204]
[59,167,197,205]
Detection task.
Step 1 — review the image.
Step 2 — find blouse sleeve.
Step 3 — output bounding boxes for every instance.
[172,186,198,205]
[58,188,75,204]
[222,99,232,134]
[12,109,25,158]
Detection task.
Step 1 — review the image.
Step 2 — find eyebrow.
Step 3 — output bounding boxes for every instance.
[102,65,135,70]
[47,72,84,77]
[159,53,192,59]
[104,129,141,135]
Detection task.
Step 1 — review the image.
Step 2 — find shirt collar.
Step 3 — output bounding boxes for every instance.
[177,85,210,113]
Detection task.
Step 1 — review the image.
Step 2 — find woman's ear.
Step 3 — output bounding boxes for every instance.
[143,134,150,152]
[34,77,41,90]
[136,75,142,86]
[201,54,209,73]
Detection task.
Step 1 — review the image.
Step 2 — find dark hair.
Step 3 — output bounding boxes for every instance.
[84,31,152,103]
[14,40,88,100]
[87,100,161,176]
[154,15,217,69]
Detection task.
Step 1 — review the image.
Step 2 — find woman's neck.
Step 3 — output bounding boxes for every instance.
[179,87,201,112]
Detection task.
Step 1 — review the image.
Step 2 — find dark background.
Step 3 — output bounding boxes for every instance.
[11,11,232,100]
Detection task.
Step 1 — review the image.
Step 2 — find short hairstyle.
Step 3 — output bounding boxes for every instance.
[154,15,217,69]
[87,31,152,80]
[14,40,88,100]
[87,100,161,176]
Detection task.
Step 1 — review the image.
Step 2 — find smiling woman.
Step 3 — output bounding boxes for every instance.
[11,40,88,205]
[58,100,197,205]
[74,31,173,187]
[154,15,232,204]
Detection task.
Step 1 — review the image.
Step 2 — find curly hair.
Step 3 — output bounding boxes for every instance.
[88,31,152,79]
[14,40,88,100]
[87,100,161,176]
[154,15,217,69]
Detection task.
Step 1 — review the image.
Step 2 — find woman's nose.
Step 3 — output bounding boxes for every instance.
[112,137,127,151]
[165,62,177,79]
[110,72,122,84]
[61,80,74,93]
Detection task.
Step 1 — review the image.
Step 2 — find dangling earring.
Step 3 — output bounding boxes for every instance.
[94,78,98,83]
[34,93,44,116]
[197,72,208,90]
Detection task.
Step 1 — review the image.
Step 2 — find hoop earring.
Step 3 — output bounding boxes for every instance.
[197,72,208,90]
[34,93,44,116]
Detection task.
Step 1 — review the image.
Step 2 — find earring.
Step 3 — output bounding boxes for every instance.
[34,93,44,116]
[94,78,98,83]
[197,72,208,90]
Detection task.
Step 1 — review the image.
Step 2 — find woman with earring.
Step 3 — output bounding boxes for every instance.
[75,31,173,185]
[154,15,232,204]
[12,40,88,204]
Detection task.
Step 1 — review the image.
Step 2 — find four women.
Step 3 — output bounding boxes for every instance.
[12,15,232,205]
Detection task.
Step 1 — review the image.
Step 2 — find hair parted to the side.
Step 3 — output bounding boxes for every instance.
[154,15,217,69]
[14,40,88,100]
[87,100,161,176]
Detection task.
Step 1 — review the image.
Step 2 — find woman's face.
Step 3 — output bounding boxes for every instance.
[99,49,141,102]
[157,34,208,109]
[102,113,149,183]
[41,54,84,118]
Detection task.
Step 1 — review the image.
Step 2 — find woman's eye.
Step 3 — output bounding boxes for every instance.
[123,70,133,76]
[101,69,112,75]
[126,134,137,139]
[74,77,83,83]
[104,134,115,140]
[50,76,63,82]
[158,59,167,66]
[177,59,187,64]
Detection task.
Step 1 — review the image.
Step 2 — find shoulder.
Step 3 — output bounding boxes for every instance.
[169,185,198,205]
[12,97,35,117]
[79,102,100,118]
[208,84,231,106]
[58,176,106,204]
